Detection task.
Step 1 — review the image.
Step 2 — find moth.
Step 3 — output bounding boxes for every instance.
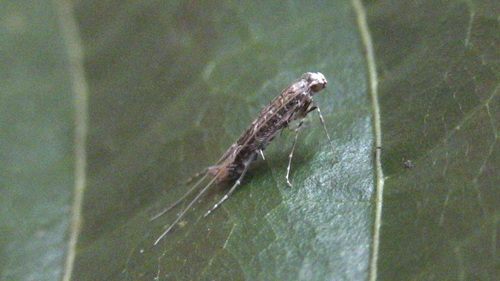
[153,72,334,244]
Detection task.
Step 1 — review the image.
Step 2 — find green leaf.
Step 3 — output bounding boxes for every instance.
[73,1,373,280]
[369,1,499,280]
[2,1,497,281]
[0,1,76,281]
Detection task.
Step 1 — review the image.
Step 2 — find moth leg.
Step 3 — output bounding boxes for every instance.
[315,105,335,158]
[286,121,304,188]
[258,149,266,160]
[204,160,252,217]
[306,105,318,115]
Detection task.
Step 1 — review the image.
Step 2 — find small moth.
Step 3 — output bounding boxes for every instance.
[153,72,334,244]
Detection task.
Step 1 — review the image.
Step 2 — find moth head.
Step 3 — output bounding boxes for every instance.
[306,72,327,93]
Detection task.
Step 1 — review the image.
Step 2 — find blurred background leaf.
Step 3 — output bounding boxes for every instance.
[369,1,499,280]
[0,1,75,280]
[1,0,497,281]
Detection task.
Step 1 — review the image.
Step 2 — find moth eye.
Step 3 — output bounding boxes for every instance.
[311,82,326,92]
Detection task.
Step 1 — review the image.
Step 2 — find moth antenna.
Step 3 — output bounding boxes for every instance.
[154,175,219,245]
[315,105,335,158]
[150,173,209,221]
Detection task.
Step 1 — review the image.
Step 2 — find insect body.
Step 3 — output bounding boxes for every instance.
[153,72,333,244]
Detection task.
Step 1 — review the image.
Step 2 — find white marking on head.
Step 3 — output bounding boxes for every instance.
[307,72,327,93]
